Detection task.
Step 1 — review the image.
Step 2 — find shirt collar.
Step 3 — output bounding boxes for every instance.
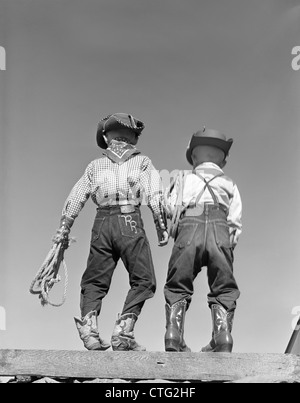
[194,162,224,172]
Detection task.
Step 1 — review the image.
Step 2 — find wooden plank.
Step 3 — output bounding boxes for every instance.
[0,350,300,382]
[231,375,298,384]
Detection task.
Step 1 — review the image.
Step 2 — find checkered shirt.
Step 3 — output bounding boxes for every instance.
[61,152,165,225]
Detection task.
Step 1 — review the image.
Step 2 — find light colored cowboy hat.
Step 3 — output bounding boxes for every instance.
[186,128,233,165]
[96,113,145,149]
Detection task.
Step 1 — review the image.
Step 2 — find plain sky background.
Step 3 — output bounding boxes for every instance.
[1,0,300,354]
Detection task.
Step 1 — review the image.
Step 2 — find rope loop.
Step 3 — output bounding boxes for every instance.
[29,238,75,307]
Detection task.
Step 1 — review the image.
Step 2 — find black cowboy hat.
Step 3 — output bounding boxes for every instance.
[96,113,145,149]
[186,128,233,165]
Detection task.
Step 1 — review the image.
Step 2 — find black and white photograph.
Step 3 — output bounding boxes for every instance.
[1,0,300,386]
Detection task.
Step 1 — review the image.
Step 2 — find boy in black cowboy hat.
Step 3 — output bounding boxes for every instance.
[53,113,168,351]
[163,128,242,353]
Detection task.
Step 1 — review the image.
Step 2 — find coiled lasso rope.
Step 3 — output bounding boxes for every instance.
[29,238,75,307]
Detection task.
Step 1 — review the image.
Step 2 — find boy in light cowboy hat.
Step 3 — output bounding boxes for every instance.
[163,127,242,353]
[53,113,168,351]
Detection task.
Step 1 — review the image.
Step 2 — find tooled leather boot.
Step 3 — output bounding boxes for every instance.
[111,313,146,351]
[201,304,234,353]
[165,300,191,352]
[74,310,111,351]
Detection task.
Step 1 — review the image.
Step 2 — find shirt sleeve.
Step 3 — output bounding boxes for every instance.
[61,162,93,220]
[227,183,242,248]
[139,157,166,221]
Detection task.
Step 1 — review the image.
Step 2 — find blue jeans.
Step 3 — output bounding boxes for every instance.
[80,206,156,317]
[164,204,240,312]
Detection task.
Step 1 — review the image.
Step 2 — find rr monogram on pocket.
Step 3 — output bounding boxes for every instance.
[121,214,138,233]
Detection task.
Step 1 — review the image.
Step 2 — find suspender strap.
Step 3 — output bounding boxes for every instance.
[169,171,224,238]
[192,172,224,206]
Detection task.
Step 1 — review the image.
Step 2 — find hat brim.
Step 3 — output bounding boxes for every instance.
[96,120,144,149]
[186,137,233,165]
[96,122,108,149]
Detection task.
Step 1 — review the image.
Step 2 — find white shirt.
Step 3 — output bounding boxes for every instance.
[166,162,242,247]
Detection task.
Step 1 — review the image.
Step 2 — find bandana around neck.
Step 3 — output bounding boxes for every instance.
[103,140,140,165]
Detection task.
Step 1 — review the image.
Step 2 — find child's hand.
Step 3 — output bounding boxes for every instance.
[159,231,169,247]
[52,226,70,245]
[52,216,74,245]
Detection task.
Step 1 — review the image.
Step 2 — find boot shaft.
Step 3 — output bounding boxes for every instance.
[74,310,110,351]
[165,300,188,332]
[112,313,137,337]
[211,304,234,335]
[211,304,234,353]
[165,300,190,352]
[74,310,99,337]
[111,313,145,351]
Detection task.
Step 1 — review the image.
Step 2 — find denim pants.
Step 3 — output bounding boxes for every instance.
[164,204,240,312]
[80,206,156,317]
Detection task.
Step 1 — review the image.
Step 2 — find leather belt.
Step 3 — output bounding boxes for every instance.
[184,203,227,217]
[98,204,137,214]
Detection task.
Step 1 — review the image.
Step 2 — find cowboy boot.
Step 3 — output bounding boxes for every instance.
[74,310,111,351]
[200,332,216,353]
[201,304,234,353]
[165,300,191,352]
[111,313,146,351]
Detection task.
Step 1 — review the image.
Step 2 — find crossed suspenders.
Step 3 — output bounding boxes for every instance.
[191,171,224,207]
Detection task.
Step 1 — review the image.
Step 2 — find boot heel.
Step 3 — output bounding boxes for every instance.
[208,305,235,354]
[214,343,233,353]
[214,331,233,352]
[165,339,179,352]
